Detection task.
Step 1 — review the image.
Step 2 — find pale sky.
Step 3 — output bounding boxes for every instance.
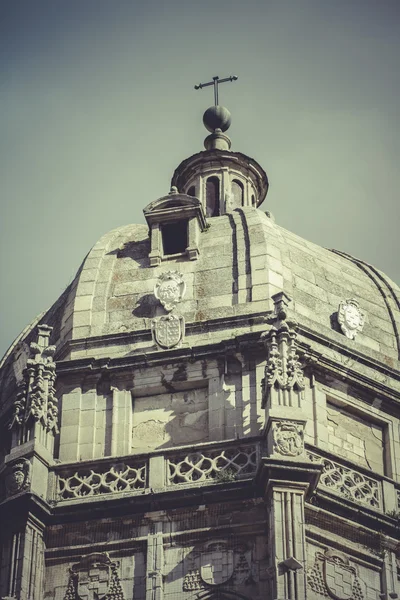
[1,0,399,357]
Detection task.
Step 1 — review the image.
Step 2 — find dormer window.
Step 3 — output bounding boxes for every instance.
[143,190,207,266]
[162,222,188,256]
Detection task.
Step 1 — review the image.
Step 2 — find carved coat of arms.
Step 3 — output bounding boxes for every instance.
[154,270,186,312]
[272,421,304,457]
[4,458,31,497]
[151,314,185,349]
[183,540,254,591]
[200,541,235,586]
[307,550,364,600]
[63,552,125,600]
[337,299,365,340]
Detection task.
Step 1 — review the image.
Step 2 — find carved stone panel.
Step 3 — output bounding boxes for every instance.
[63,553,125,600]
[4,458,31,497]
[154,270,186,312]
[182,540,254,591]
[151,314,185,349]
[271,420,305,457]
[307,549,364,600]
[337,299,365,340]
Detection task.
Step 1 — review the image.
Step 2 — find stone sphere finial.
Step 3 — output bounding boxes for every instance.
[203,105,231,133]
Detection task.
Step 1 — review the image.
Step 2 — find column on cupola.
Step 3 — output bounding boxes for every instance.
[257,292,322,600]
[0,324,58,600]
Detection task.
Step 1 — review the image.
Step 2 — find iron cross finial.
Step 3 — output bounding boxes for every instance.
[194,75,238,106]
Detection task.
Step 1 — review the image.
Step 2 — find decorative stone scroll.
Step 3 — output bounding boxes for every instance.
[183,541,253,591]
[338,298,365,340]
[271,420,305,457]
[9,324,58,434]
[4,458,31,497]
[63,552,125,600]
[262,293,305,408]
[154,270,186,312]
[307,549,364,600]
[57,460,146,500]
[167,444,258,485]
[307,450,381,509]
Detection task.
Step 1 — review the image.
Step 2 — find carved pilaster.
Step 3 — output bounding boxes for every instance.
[9,324,58,450]
[266,480,309,600]
[256,456,322,600]
[146,521,164,600]
[0,516,45,600]
[381,550,399,600]
[262,293,310,464]
[262,293,305,412]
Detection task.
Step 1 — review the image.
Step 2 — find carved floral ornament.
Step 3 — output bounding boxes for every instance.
[337,298,365,340]
[264,322,305,393]
[9,324,58,434]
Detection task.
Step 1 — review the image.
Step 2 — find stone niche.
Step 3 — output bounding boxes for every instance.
[131,388,209,452]
[326,401,385,475]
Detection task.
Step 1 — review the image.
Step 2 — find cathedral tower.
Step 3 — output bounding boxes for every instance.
[0,78,399,600]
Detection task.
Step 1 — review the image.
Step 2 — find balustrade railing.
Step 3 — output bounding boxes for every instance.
[50,442,385,509]
[50,439,261,503]
[306,449,382,510]
[54,458,147,501]
[167,442,259,486]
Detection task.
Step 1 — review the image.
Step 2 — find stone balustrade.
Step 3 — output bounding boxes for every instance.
[49,438,262,504]
[48,441,397,511]
[306,448,383,510]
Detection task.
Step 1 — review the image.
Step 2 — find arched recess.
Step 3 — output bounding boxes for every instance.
[205,176,220,217]
[231,179,244,208]
[187,185,196,197]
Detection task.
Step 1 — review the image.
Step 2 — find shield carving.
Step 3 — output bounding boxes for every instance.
[71,553,112,600]
[77,563,111,599]
[323,552,355,600]
[200,542,234,586]
[152,314,184,349]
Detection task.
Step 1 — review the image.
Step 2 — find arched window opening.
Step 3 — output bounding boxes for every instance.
[251,194,256,206]
[187,185,196,197]
[231,179,244,208]
[206,177,220,217]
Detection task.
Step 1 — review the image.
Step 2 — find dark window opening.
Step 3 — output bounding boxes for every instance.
[162,221,188,255]
[206,177,220,217]
[231,179,244,207]
[187,186,196,197]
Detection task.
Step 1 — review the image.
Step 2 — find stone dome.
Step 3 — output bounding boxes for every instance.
[1,207,399,406]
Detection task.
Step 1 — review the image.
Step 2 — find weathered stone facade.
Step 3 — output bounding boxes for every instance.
[0,104,399,599]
